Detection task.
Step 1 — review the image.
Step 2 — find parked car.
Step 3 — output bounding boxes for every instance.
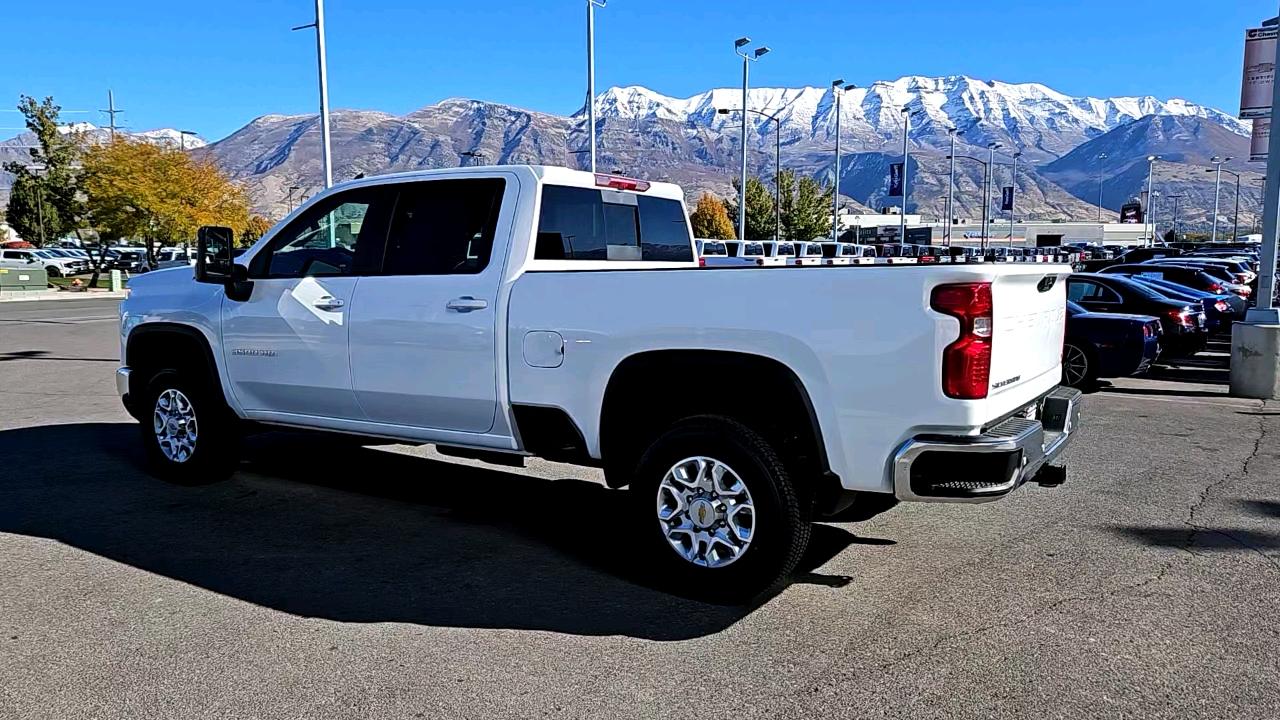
[1,248,82,277]
[1126,276,1243,330]
[117,165,1082,602]
[726,240,783,266]
[1067,273,1208,356]
[1077,246,1181,273]
[761,240,796,262]
[1062,300,1161,387]
[1099,263,1243,297]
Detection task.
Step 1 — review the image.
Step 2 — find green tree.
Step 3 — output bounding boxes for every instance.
[689,192,735,239]
[777,169,834,242]
[724,177,776,240]
[2,96,84,246]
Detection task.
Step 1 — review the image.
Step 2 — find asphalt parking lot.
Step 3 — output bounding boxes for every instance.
[1,297,1277,719]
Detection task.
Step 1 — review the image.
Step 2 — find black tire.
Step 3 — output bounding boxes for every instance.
[46,266,61,278]
[1061,340,1098,388]
[139,368,241,485]
[630,415,810,604]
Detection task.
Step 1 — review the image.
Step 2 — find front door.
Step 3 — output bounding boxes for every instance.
[221,186,392,420]
[348,174,515,433]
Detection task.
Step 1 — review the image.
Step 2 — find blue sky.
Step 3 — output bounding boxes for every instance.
[0,0,1271,142]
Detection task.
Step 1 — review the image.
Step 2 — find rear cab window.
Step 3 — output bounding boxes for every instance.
[534,183,694,265]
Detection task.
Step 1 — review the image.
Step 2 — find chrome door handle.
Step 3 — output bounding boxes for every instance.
[313,296,345,311]
[446,297,489,312]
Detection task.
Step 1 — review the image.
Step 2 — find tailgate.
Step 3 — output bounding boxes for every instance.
[987,270,1068,400]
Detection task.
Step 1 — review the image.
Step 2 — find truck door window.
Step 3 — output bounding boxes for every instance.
[256,187,390,278]
[381,178,506,275]
[536,185,693,262]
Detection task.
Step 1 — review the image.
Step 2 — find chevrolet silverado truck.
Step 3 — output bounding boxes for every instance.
[116,165,1081,601]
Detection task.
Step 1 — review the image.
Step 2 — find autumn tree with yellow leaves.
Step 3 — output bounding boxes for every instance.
[81,137,251,271]
[689,192,735,240]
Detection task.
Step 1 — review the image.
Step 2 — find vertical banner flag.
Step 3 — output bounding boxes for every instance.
[888,163,904,197]
[1252,118,1271,162]
[1001,186,1014,212]
[1241,26,1278,119]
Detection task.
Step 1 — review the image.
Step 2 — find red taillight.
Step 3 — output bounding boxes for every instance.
[1165,307,1195,328]
[698,257,706,267]
[1238,286,1253,296]
[1214,300,1230,313]
[1208,283,1223,293]
[1143,324,1153,338]
[594,173,650,192]
[931,282,994,400]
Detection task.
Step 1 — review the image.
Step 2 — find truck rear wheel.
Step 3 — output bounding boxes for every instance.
[631,415,810,603]
[139,369,240,485]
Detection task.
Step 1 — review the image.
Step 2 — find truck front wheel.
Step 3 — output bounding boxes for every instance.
[139,369,240,485]
[631,415,810,603]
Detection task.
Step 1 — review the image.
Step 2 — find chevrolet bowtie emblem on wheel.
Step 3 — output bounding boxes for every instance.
[697,505,708,524]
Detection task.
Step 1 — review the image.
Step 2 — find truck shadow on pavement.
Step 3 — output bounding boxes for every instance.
[0,422,885,641]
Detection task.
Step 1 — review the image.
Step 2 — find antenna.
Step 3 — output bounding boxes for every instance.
[100,91,124,141]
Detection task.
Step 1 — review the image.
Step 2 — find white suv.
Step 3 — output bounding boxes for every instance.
[0,248,82,277]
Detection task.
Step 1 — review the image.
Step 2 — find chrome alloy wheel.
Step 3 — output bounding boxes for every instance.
[1063,344,1089,387]
[656,456,756,568]
[153,389,198,463]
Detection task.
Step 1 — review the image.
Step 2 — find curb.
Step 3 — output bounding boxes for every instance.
[0,290,130,303]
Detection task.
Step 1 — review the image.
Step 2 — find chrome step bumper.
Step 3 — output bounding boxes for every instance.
[893,386,1083,503]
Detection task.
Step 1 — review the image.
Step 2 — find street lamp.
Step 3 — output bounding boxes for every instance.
[986,142,1002,252]
[948,153,989,249]
[460,150,486,167]
[900,106,916,243]
[1168,194,1184,241]
[1145,155,1161,246]
[1005,151,1022,247]
[292,0,334,189]
[287,185,301,213]
[1150,190,1161,242]
[946,127,958,247]
[732,38,769,242]
[585,0,608,174]
[1208,157,1236,243]
[178,130,197,151]
[832,79,845,240]
[1096,153,1107,222]
[719,107,783,241]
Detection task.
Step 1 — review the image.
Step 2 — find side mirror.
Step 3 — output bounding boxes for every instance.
[196,225,234,283]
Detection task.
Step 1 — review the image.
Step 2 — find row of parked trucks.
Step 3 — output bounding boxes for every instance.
[696,239,1082,267]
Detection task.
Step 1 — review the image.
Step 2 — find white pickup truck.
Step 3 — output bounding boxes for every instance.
[116,165,1081,601]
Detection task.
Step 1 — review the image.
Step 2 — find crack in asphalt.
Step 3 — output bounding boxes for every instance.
[1185,406,1279,571]
[861,405,1276,677]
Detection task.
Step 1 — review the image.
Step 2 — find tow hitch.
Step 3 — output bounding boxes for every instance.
[1033,463,1067,487]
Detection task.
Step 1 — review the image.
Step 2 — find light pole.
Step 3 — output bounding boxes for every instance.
[1150,190,1161,243]
[287,185,300,213]
[733,38,769,242]
[586,0,607,174]
[178,130,197,151]
[292,0,334,189]
[1144,155,1160,246]
[1006,151,1022,247]
[718,107,783,240]
[1096,153,1107,222]
[900,107,914,242]
[1208,156,1233,243]
[1169,194,1183,241]
[461,150,486,167]
[1209,163,1243,243]
[949,153,988,249]
[985,142,1001,252]
[832,79,845,240]
[946,127,957,247]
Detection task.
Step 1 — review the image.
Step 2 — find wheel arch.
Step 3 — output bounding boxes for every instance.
[126,323,227,419]
[598,349,839,503]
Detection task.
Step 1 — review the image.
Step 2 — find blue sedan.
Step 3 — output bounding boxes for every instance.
[1063,301,1162,388]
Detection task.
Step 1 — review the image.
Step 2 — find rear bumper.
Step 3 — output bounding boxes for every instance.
[893,386,1082,503]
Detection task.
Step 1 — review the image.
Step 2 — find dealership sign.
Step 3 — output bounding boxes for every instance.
[1241,26,1278,119]
[1252,118,1271,162]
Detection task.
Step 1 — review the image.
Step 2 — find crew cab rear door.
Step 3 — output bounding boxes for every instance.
[347,174,517,433]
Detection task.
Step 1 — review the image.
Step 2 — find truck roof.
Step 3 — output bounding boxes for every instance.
[326,164,687,203]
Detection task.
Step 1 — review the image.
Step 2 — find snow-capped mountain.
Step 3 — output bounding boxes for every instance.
[589,76,1248,163]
